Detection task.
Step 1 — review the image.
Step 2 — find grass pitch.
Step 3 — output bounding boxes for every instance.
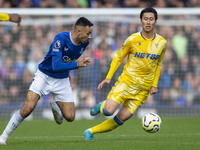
[0,117,200,150]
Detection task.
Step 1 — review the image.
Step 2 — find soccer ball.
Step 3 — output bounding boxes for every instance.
[141,112,162,133]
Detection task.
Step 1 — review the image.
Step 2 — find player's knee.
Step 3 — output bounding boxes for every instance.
[102,107,113,116]
[114,115,125,126]
[67,117,74,122]
[63,113,75,122]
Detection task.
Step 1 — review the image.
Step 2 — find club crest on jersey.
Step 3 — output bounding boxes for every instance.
[138,42,141,46]
[55,40,61,48]
[120,44,124,51]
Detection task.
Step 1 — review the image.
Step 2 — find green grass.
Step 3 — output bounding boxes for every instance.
[0,117,200,150]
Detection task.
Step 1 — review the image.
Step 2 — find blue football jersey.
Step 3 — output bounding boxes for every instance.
[39,32,89,78]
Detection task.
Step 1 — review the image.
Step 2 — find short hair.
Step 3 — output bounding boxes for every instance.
[75,17,93,27]
[140,7,158,20]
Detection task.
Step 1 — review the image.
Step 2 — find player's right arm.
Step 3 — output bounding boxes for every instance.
[77,57,91,67]
[106,38,131,80]
[98,38,131,90]
[97,79,111,90]
[51,35,90,72]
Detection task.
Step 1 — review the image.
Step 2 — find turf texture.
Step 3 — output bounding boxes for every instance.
[0,117,199,150]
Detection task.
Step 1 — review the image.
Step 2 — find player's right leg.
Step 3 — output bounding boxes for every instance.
[0,91,40,145]
[91,79,123,117]
[0,70,49,144]
[90,101,104,116]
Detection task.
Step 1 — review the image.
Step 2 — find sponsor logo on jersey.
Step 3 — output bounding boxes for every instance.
[135,52,160,60]
[55,40,61,48]
[62,56,76,63]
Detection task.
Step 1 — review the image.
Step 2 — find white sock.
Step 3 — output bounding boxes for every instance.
[1,110,24,140]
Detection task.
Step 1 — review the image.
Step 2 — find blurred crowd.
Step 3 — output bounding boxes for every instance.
[0,15,200,109]
[0,0,200,8]
[0,1,200,109]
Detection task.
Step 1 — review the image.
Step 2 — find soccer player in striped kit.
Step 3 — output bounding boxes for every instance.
[84,7,167,141]
[0,17,93,145]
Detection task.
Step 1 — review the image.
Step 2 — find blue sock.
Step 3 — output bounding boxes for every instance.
[102,108,112,116]
[114,115,124,126]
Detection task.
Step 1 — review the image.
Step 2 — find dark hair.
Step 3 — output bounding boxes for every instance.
[75,17,93,27]
[140,7,158,20]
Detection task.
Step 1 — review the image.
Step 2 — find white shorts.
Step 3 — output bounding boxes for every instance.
[29,70,74,103]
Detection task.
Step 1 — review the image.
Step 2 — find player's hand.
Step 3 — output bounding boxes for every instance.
[9,13,21,26]
[97,79,111,90]
[150,86,158,95]
[77,57,91,68]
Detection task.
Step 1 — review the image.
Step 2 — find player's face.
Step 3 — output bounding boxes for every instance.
[141,12,156,33]
[77,26,93,44]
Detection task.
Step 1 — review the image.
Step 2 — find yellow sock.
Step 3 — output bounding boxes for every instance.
[91,118,119,134]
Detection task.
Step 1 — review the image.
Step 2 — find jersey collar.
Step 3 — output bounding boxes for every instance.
[70,32,79,46]
[140,31,156,41]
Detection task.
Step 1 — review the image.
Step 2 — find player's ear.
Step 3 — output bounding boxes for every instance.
[74,25,82,34]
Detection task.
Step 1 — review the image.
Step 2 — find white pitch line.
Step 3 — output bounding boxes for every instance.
[11,133,200,140]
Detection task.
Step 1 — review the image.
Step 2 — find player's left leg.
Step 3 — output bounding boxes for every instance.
[84,105,133,141]
[50,77,75,122]
[56,101,75,122]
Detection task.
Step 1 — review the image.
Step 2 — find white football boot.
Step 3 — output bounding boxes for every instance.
[0,136,7,145]
[50,100,63,124]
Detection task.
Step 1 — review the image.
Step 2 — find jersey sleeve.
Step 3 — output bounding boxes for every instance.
[106,38,131,80]
[51,35,78,72]
[152,41,167,88]
[51,35,65,56]
[0,12,10,21]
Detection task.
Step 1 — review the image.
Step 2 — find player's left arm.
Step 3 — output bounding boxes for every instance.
[150,41,167,95]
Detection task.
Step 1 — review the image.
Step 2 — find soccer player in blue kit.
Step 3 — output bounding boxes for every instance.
[0,17,93,145]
